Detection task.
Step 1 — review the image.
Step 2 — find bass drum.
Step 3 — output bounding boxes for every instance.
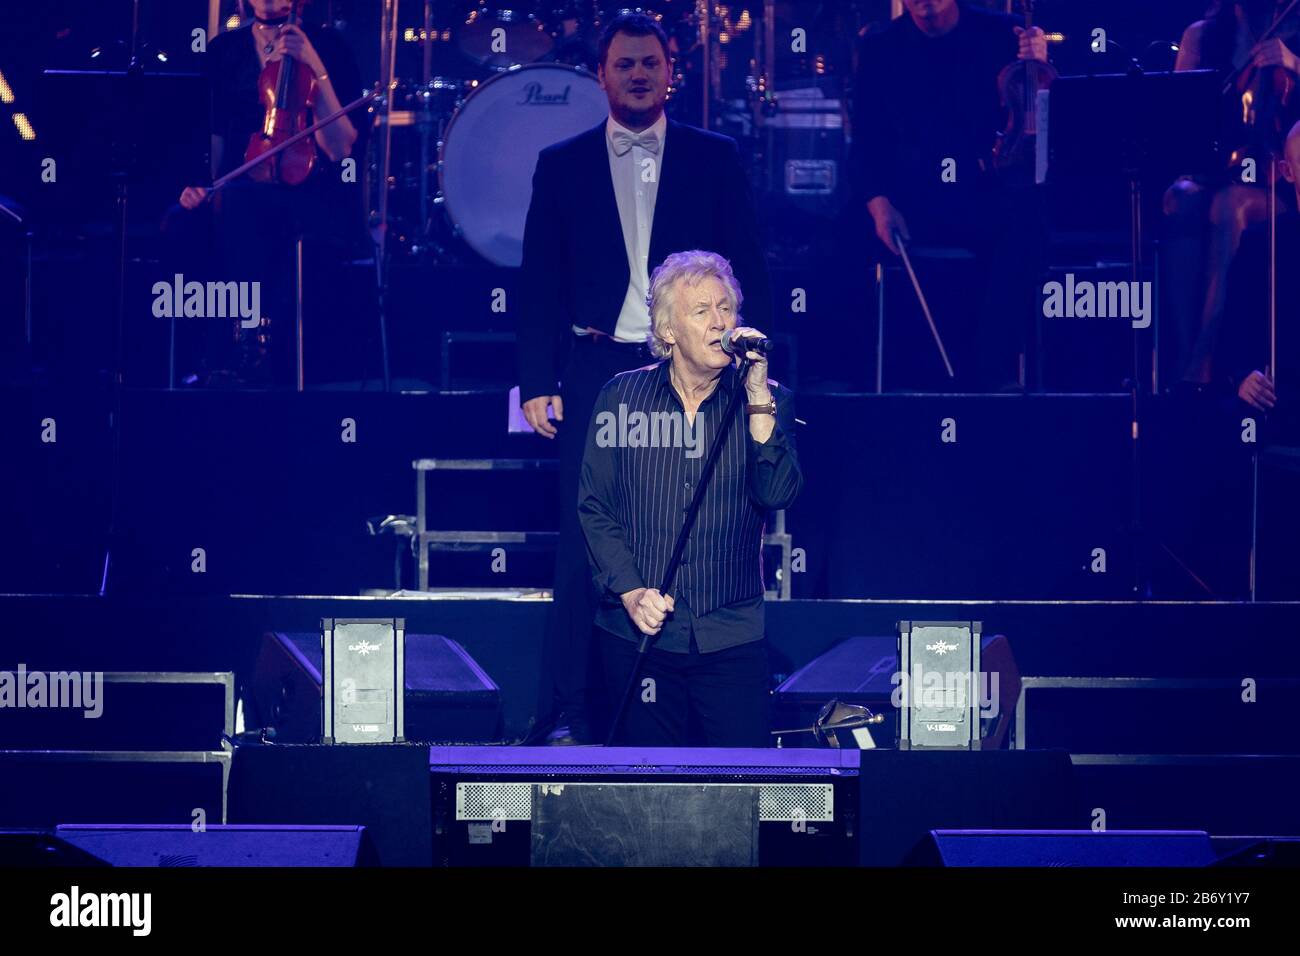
[438,63,609,267]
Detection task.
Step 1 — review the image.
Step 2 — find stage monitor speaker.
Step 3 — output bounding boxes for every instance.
[54,824,379,867]
[248,630,501,744]
[907,829,1216,867]
[0,831,111,867]
[227,743,433,867]
[1213,836,1300,867]
[775,633,1019,749]
[859,749,1080,866]
[531,783,760,867]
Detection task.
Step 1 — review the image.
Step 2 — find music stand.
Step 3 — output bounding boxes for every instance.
[33,0,197,592]
[36,69,208,228]
[1045,69,1222,598]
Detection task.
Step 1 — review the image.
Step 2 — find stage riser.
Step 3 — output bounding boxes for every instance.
[6,746,1296,865]
[1072,760,1300,837]
[5,595,1300,745]
[0,388,1266,599]
[1023,687,1297,755]
[0,754,227,830]
[0,675,230,751]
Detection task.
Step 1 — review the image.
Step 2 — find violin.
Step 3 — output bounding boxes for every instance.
[992,0,1058,178]
[1225,0,1300,169]
[244,0,318,185]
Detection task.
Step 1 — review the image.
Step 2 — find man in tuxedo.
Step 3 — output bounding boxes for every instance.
[517,12,772,744]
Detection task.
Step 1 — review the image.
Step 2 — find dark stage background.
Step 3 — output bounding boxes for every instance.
[1,1,1298,772]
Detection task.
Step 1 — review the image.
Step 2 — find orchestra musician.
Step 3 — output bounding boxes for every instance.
[166,0,365,386]
[1164,0,1300,386]
[850,0,1049,391]
[1220,118,1300,441]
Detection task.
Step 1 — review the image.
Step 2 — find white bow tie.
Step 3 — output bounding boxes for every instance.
[611,130,661,156]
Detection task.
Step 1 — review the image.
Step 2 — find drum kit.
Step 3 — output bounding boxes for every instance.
[366,1,756,264]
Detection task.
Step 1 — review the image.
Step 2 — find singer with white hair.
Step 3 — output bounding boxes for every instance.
[517,11,773,744]
[578,250,802,747]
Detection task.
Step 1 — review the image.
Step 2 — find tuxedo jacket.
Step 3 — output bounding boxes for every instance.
[516,119,773,402]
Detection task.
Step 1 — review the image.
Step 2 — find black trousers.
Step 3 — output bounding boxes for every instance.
[543,334,650,738]
[601,628,771,747]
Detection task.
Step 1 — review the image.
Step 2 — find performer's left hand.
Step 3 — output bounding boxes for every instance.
[1014,26,1048,64]
[273,23,327,78]
[732,326,772,403]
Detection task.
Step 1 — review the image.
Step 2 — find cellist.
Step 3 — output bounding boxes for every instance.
[167,0,363,386]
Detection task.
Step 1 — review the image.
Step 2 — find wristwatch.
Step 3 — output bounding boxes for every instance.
[746,397,776,416]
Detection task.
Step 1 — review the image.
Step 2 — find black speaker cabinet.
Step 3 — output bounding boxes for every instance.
[858,749,1080,866]
[227,743,433,867]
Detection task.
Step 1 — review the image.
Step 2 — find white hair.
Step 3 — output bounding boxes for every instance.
[645,250,743,359]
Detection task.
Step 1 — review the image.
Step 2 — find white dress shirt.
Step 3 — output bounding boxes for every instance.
[572,112,667,343]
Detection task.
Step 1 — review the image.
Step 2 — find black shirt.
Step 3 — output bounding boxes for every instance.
[850,2,1019,212]
[578,361,802,652]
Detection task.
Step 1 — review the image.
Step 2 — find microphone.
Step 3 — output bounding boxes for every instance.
[721,328,774,356]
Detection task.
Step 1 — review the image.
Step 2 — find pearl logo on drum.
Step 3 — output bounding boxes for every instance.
[517,81,572,105]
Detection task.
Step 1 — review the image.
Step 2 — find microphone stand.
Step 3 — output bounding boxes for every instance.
[604,354,756,746]
[100,0,146,594]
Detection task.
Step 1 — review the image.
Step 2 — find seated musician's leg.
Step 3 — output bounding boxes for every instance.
[1188,182,1269,383]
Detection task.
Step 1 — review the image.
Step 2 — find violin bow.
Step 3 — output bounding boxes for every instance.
[892,229,956,379]
[1270,158,1278,383]
[1220,0,1300,96]
[205,85,381,198]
